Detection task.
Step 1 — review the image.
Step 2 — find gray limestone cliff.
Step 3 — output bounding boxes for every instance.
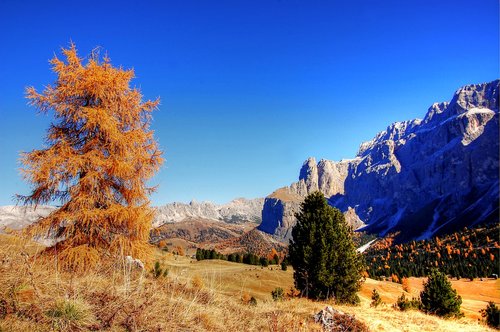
[259,80,499,242]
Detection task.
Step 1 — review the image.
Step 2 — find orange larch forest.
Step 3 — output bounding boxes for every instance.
[17,43,163,271]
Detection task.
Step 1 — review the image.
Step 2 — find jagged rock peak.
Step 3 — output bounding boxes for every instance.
[260,80,500,242]
[450,80,499,113]
[357,119,422,157]
[357,80,499,159]
[299,157,318,181]
[423,102,449,124]
[292,157,351,198]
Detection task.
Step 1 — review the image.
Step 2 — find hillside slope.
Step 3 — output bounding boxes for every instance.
[0,234,497,331]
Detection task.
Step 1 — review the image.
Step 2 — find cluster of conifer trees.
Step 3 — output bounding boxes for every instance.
[195,248,280,267]
[365,224,499,280]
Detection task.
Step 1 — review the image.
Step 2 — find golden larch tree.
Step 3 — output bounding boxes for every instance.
[18,44,163,271]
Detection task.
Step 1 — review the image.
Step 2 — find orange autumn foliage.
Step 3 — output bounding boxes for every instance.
[401,277,410,292]
[175,246,185,256]
[267,248,279,261]
[18,44,163,271]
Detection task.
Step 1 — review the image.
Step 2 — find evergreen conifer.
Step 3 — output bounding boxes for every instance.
[288,192,364,303]
[420,269,463,318]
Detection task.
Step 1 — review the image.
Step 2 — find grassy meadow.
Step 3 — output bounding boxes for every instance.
[0,234,498,331]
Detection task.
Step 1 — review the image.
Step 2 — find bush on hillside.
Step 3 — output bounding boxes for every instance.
[370,289,382,307]
[394,293,421,311]
[314,306,369,332]
[480,301,500,329]
[271,287,284,301]
[151,261,168,278]
[46,299,94,330]
[401,277,410,292]
[330,313,370,332]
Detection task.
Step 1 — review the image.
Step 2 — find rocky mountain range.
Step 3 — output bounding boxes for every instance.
[153,198,264,226]
[0,198,264,233]
[259,80,499,243]
[0,205,56,232]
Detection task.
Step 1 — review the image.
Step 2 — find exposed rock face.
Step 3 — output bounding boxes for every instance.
[260,189,302,240]
[153,198,264,227]
[290,158,351,197]
[259,80,499,242]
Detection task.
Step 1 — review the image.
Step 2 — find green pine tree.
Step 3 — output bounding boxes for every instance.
[260,257,269,267]
[420,269,463,318]
[281,261,288,271]
[288,191,364,303]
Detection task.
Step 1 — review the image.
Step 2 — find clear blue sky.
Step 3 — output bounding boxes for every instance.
[0,0,498,206]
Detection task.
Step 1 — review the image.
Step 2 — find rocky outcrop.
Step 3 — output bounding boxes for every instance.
[289,158,351,198]
[259,80,499,242]
[258,157,365,240]
[259,188,302,240]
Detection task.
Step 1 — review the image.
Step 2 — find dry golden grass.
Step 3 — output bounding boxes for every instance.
[269,188,302,202]
[0,234,497,331]
[406,276,500,319]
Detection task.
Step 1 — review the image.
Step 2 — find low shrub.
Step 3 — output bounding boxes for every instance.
[394,293,421,311]
[330,312,370,332]
[271,287,284,301]
[401,277,410,292]
[480,301,500,329]
[370,289,382,307]
[46,299,94,330]
[151,261,168,278]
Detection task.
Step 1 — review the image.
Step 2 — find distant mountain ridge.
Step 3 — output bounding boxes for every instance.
[0,205,56,232]
[153,198,264,226]
[259,80,499,242]
[0,197,265,232]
